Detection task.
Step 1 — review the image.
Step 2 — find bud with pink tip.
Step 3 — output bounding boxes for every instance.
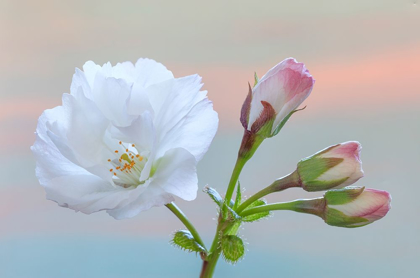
[323,186,391,228]
[240,58,314,138]
[297,141,364,191]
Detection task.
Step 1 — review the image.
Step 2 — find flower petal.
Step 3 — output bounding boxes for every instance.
[44,174,133,214]
[152,148,198,201]
[91,73,135,127]
[148,75,216,160]
[248,58,314,133]
[134,58,174,87]
[107,185,174,220]
[329,188,391,220]
[31,107,86,184]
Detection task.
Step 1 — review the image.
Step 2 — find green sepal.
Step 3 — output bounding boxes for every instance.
[242,199,270,222]
[171,230,206,253]
[233,181,242,210]
[256,117,274,138]
[304,177,349,192]
[203,186,223,207]
[298,157,344,181]
[254,72,259,87]
[325,186,365,205]
[324,207,369,228]
[221,235,245,264]
[271,106,306,137]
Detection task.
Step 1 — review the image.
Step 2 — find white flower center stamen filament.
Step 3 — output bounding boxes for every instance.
[107,141,147,188]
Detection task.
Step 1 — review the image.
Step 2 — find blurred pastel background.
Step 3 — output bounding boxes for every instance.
[1,0,419,277]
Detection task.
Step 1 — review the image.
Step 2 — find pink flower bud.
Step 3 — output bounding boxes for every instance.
[297,141,364,191]
[324,187,391,228]
[241,58,314,137]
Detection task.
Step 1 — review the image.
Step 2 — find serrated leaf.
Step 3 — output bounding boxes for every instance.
[221,235,245,264]
[225,221,242,236]
[203,186,223,207]
[242,199,270,222]
[171,230,206,253]
[233,182,241,210]
[223,202,241,221]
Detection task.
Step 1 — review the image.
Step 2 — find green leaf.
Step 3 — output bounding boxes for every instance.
[223,202,241,221]
[242,199,270,222]
[221,235,245,264]
[203,186,223,207]
[171,230,206,253]
[271,106,306,137]
[225,221,242,236]
[233,181,242,210]
[254,72,259,87]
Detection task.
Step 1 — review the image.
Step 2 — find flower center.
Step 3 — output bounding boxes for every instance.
[107,141,148,188]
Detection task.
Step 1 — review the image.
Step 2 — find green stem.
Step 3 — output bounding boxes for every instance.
[235,171,300,214]
[239,198,325,218]
[200,221,223,278]
[201,155,248,278]
[222,156,248,215]
[166,202,207,251]
[201,130,264,277]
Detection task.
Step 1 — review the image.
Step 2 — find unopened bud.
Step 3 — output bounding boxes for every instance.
[297,141,364,191]
[323,186,391,228]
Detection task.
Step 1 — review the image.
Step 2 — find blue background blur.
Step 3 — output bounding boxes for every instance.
[1,1,419,277]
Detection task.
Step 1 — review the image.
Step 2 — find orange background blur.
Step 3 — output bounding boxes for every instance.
[1,1,419,277]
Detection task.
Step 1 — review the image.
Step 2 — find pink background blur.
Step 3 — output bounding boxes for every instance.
[1,1,419,277]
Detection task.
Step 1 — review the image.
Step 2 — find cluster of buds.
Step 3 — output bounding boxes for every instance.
[237,58,391,229]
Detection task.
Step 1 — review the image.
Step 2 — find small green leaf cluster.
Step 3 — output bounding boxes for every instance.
[171,230,206,254]
[204,183,270,264]
[221,235,245,264]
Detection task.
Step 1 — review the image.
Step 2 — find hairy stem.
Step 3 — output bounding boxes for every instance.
[166,202,207,251]
[200,220,223,278]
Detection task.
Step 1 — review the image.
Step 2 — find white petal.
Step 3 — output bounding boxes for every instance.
[70,68,93,100]
[91,73,135,127]
[110,111,155,152]
[107,185,174,220]
[152,148,198,201]
[32,107,124,213]
[127,82,154,116]
[156,97,218,161]
[82,61,102,89]
[148,75,215,160]
[134,58,174,87]
[44,174,132,214]
[31,107,87,184]
[59,91,112,168]
[111,61,136,83]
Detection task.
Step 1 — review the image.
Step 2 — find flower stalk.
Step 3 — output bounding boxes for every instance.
[239,198,325,218]
[235,171,300,214]
[166,202,207,252]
